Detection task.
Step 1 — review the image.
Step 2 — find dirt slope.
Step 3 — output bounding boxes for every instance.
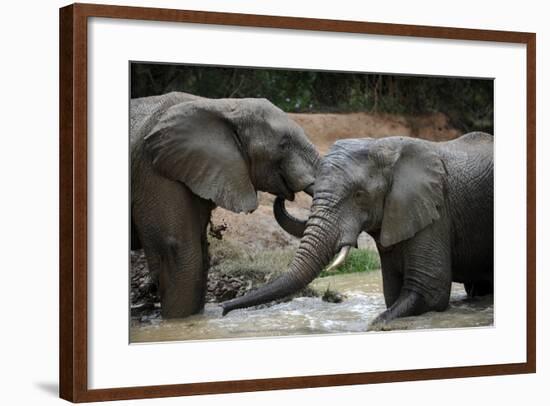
[290,111,461,154]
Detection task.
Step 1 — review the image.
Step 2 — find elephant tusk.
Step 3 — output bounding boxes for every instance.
[325,246,351,273]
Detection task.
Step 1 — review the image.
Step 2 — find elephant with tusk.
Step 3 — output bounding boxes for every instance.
[221,132,494,326]
[131,92,320,319]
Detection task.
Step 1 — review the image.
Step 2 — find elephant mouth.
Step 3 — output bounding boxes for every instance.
[278,174,295,201]
[303,183,315,196]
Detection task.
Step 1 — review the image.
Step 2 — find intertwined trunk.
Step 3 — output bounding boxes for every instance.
[221,200,337,315]
[273,197,307,238]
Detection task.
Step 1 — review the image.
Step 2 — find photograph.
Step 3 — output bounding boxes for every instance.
[129,63,494,343]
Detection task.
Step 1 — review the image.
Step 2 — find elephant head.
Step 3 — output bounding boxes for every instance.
[144,97,319,215]
[221,136,445,314]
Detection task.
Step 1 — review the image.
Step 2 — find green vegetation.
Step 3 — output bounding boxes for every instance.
[319,248,380,278]
[131,63,494,134]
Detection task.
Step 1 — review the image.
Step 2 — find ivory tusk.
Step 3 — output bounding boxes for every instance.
[325,246,351,273]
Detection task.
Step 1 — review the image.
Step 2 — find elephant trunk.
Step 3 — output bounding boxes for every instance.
[221,204,339,315]
[273,197,308,238]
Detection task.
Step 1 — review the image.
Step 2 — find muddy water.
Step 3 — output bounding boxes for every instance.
[130,271,493,343]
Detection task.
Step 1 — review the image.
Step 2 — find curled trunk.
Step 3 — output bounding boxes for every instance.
[273,197,308,238]
[221,208,336,315]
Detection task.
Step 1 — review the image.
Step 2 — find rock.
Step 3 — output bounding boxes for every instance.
[322,288,345,303]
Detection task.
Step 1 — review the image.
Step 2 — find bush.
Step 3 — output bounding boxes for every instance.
[131,63,494,134]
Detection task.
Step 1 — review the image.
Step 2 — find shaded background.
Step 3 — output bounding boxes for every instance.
[131,63,494,134]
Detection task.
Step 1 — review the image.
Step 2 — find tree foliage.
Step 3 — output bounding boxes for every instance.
[131,63,493,134]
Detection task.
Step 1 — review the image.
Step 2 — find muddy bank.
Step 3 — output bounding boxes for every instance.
[130,240,321,322]
[131,234,377,322]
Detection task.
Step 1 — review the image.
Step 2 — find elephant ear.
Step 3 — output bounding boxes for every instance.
[379,141,445,247]
[144,102,258,213]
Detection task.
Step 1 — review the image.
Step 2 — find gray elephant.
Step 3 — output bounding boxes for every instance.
[131,92,319,318]
[221,132,494,325]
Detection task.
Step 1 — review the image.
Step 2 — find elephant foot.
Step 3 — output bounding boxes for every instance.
[367,317,392,332]
[368,289,431,330]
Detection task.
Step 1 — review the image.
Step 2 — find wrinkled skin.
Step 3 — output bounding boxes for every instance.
[222,133,494,326]
[131,92,319,318]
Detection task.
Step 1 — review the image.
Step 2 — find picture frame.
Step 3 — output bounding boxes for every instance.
[59,3,536,402]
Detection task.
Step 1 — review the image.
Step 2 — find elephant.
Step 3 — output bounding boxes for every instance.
[131,92,320,318]
[221,132,494,326]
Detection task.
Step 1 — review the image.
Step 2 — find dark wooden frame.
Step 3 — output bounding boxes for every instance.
[59,3,536,402]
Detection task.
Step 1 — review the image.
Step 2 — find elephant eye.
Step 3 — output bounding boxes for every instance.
[354,189,368,205]
[279,134,291,149]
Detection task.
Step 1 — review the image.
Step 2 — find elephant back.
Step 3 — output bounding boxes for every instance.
[130,92,202,142]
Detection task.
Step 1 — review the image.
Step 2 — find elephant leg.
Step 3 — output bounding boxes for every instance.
[373,222,452,326]
[372,289,429,324]
[134,177,213,318]
[157,235,205,318]
[381,271,403,309]
[379,250,404,308]
[158,194,214,318]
